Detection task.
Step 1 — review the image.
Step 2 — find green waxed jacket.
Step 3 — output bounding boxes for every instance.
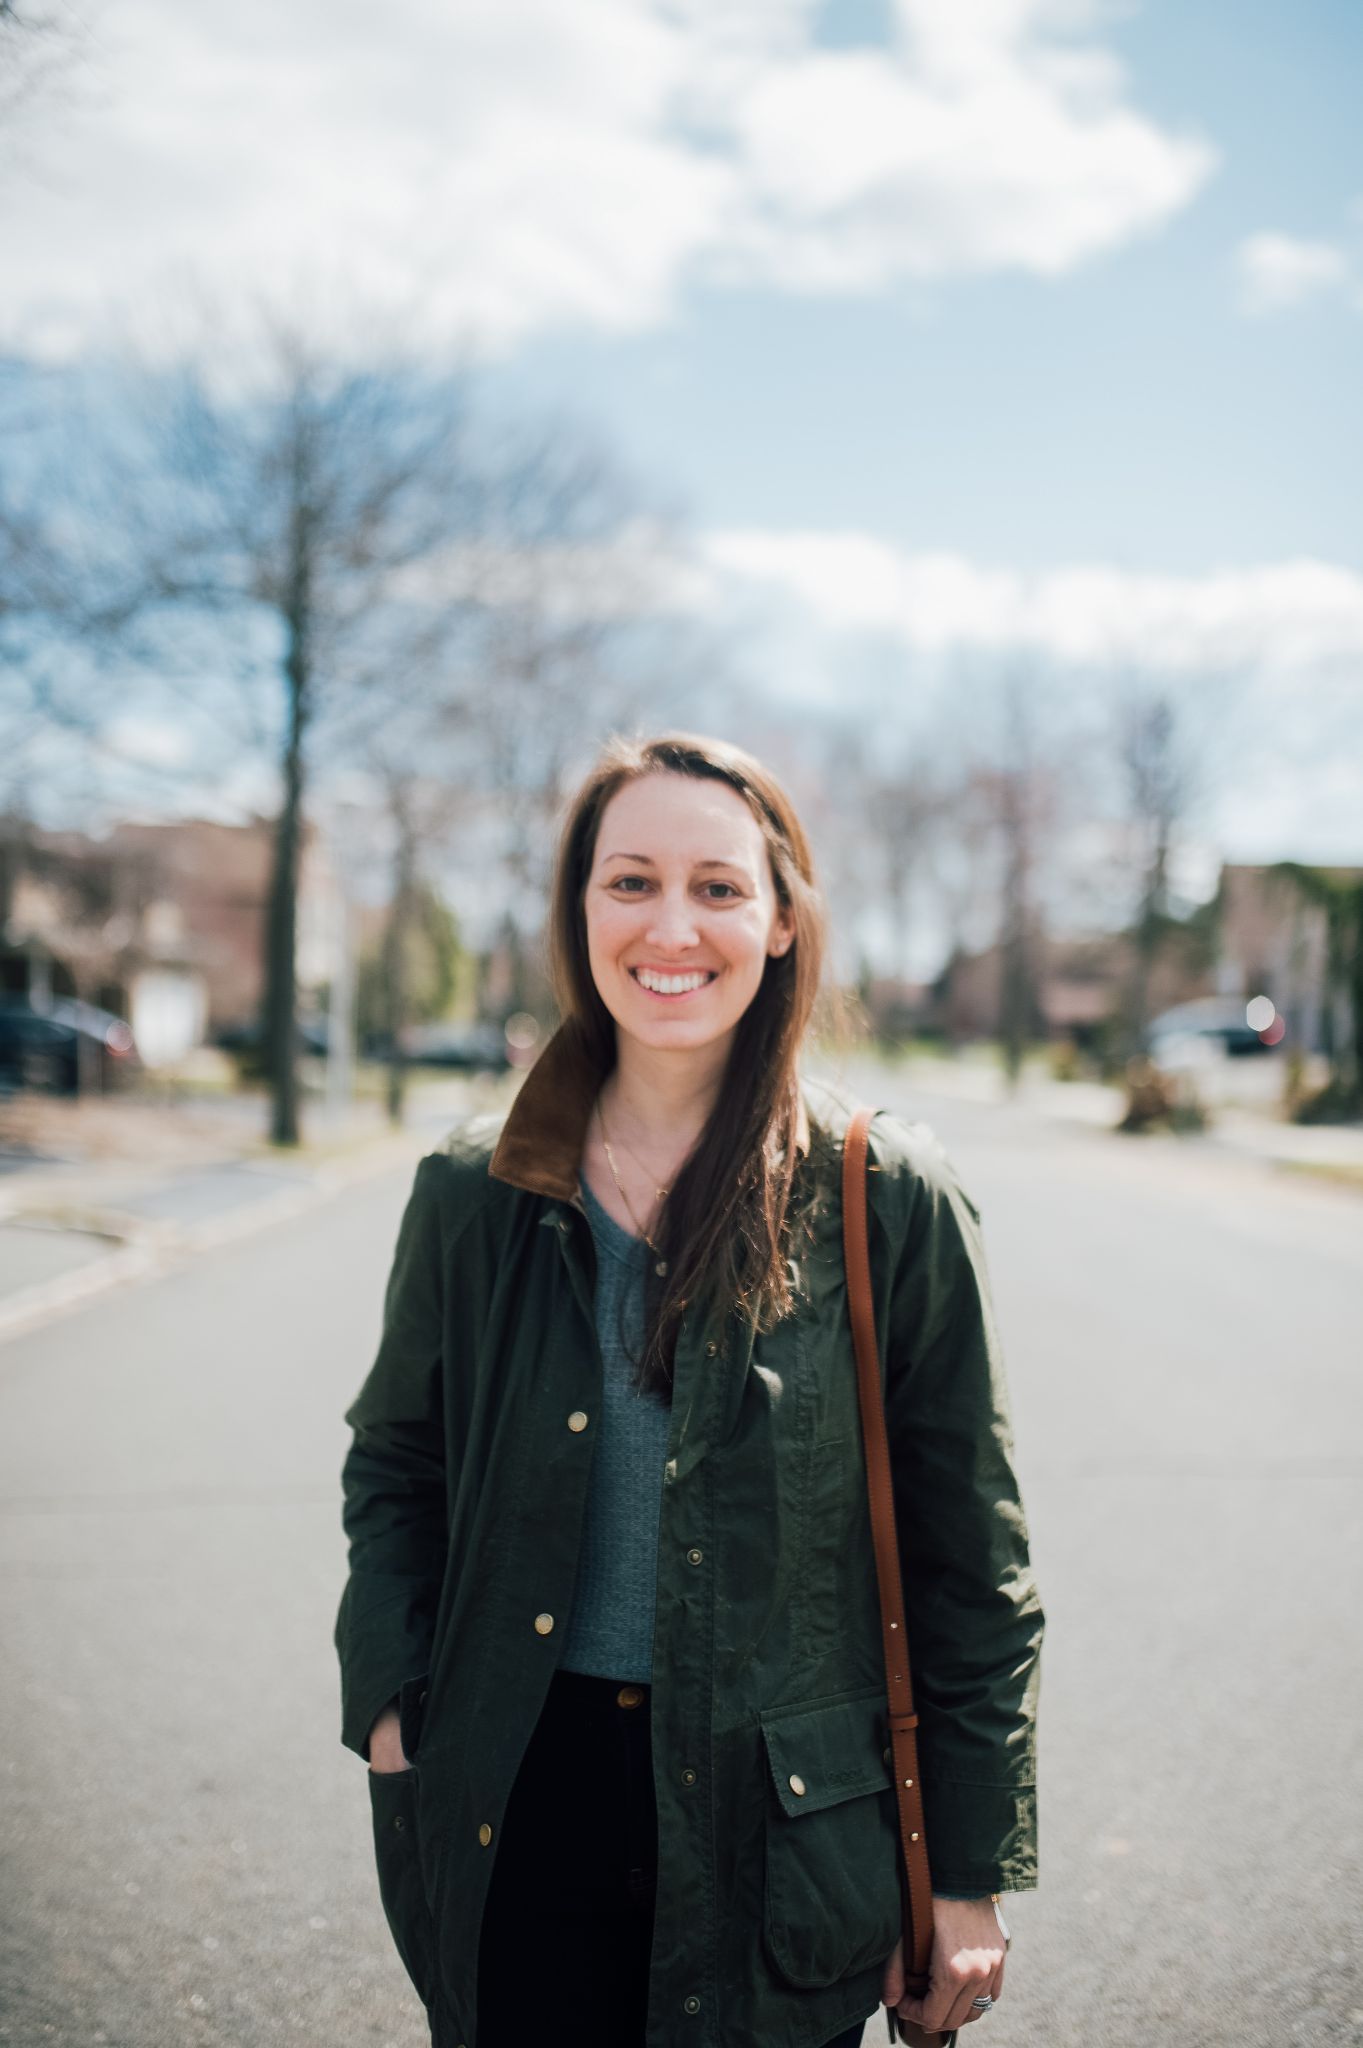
[333,1022,1044,2048]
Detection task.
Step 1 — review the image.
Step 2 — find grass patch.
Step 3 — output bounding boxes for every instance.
[1274,1159,1363,1194]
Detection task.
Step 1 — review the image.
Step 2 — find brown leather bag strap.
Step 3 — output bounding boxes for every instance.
[843,1104,936,2001]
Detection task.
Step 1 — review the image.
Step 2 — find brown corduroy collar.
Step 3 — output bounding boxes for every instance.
[487,1018,811,1203]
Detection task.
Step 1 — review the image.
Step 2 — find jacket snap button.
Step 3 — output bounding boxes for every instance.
[683,1995,701,2015]
[393,1814,405,1831]
[705,1340,718,1356]
[534,1613,555,1634]
[788,1773,806,1797]
[568,1411,588,1432]
[616,1685,644,1709]
[478,1823,493,1846]
[686,1547,703,1566]
[681,1768,697,1786]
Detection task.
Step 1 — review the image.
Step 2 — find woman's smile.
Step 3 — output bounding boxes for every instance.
[628,965,719,1000]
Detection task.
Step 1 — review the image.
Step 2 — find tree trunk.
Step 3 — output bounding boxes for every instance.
[998,771,1032,1086]
[1123,832,1169,1061]
[999,905,1030,1083]
[1342,876,1350,1105]
[264,489,312,1148]
[996,680,1038,1088]
[383,797,417,1128]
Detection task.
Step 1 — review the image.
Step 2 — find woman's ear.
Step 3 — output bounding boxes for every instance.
[769,911,796,958]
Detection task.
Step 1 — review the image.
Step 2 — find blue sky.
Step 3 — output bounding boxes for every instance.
[496,0,1363,569]
[4,0,1361,880]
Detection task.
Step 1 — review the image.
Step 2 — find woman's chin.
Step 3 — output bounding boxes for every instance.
[615,1012,735,1055]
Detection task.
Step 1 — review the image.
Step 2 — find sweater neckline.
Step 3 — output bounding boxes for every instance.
[576,1170,651,1269]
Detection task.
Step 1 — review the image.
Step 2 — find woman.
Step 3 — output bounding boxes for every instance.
[334,732,1044,2048]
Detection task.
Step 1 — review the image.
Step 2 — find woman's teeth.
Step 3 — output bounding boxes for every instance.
[633,969,714,996]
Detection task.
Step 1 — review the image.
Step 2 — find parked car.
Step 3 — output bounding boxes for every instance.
[1146,996,1280,1064]
[215,1012,332,1059]
[396,1020,512,1073]
[0,998,141,1095]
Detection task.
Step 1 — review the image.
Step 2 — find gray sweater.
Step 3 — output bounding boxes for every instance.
[557,1171,672,1683]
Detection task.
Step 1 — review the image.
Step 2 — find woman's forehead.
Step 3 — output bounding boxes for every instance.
[596,773,763,864]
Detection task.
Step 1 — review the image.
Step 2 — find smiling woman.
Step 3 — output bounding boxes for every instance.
[557,738,818,1390]
[335,730,1042,2048]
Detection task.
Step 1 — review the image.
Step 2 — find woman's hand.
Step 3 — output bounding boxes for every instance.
[367,1702,411,1775]
[881,1897,1007,2035]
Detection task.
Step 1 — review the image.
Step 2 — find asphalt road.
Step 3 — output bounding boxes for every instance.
[1,1078,1359,2048]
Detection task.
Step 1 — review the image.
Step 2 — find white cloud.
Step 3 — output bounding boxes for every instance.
[703,529,1363,674]
[1,0,1216,358]
[1236,232,1352,315]
[105,714,193,769]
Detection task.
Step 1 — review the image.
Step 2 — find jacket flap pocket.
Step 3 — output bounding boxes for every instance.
[759,1688,891,1819]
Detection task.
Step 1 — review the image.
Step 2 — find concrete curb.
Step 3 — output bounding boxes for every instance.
[0,1126,425,1351]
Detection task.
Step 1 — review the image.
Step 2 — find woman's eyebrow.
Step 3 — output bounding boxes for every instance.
[600,851,750,872]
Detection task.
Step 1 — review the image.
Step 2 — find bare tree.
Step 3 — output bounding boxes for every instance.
[811,715,949,1004]
[0,1,87,126]
[83,318,482,1142]
[993,672,1040,1081]
[311,410,678,1119]
[0,361,152,824]
[449,430,680,1016]
[1114,680,1195,1059]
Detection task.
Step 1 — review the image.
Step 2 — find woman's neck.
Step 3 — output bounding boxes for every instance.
[599,1030,732,1159]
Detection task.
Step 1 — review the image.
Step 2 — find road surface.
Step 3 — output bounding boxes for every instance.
[1,1075,1359,2047]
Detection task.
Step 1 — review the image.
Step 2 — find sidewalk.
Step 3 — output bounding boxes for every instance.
[0,1074,513,1343]
[848,1051,1363,1185]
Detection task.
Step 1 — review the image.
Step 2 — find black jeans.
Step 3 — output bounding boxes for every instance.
[476,1666,872,2048]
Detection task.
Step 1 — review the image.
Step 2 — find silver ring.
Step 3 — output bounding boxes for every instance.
[970,1995,994,2011]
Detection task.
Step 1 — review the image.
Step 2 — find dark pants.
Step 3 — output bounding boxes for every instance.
[476,1666,871,2048]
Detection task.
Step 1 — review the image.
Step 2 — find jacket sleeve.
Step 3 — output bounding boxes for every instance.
[872,1119,1044,1897]
[334,1150,450,1762]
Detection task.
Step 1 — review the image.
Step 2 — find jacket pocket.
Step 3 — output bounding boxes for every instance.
[368,1765,437,2009]
[758,1687,903,1990]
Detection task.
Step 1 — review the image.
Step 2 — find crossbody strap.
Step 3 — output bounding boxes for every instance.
[842,1104,937,2003]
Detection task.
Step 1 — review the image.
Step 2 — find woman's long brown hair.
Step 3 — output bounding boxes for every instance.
[547,732,828,1399]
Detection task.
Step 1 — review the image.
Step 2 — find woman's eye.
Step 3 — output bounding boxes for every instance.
[607,876,738,900]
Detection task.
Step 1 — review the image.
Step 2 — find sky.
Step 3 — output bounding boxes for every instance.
[5,0,1362,890]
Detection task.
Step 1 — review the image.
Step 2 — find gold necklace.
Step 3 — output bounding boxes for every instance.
[596,1098,670,1275]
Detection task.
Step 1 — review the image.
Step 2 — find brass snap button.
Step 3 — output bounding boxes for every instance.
[788,1773,806,1797]
[686,1547,703,1566]
[534,1613,555,1634]
[616,1684,644,1709]
[478,1823,493,1846]
[567,1411,588,1432]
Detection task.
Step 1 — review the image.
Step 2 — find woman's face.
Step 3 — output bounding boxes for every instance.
[584,771,795,1058]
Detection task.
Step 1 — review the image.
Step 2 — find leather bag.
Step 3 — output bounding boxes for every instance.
[842,1104,957,2048]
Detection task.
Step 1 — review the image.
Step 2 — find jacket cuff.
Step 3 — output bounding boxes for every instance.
[922,1779,1038,1896]
[341,1666,431,1763]
[335,1574,439,1760]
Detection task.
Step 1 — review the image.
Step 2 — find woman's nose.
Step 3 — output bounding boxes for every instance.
[645,894,701,948]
